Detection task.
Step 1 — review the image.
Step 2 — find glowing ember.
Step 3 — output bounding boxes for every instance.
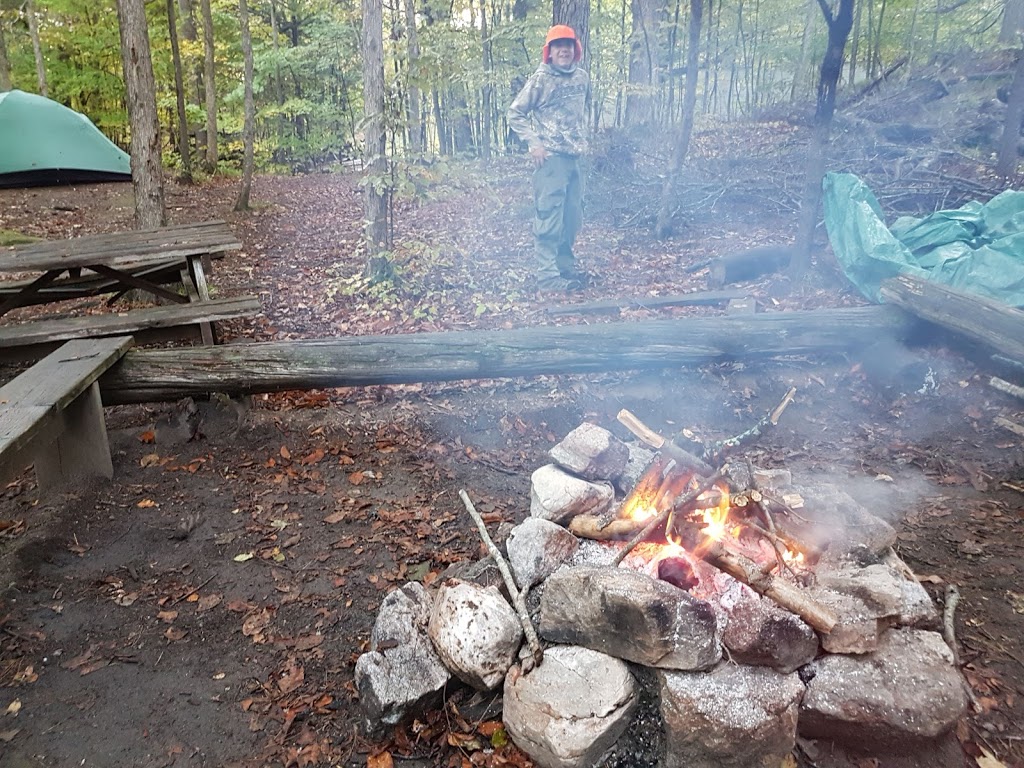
[697,484,731,541]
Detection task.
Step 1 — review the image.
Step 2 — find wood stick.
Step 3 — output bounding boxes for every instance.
[569,515,649,540]
[700,536,837,634]
[459,490,543,668]
[704,387,797,462]
[616,409,713,475]
[995,416,1024,438]
[989,376,1024,401]
[612,468,726,566]
[943,583,961,667]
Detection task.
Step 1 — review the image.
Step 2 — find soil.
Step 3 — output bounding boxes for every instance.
[1,101,1024,767]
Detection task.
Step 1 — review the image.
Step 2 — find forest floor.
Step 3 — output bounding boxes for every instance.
[0,127,1023,768]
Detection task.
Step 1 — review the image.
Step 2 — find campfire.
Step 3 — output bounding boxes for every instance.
[354,394,970,768]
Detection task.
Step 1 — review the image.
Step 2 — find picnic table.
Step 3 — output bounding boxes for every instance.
[0,220,260,357]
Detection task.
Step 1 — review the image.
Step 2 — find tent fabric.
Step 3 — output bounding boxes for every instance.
[822,172,1024,308]
[0,89,131,188]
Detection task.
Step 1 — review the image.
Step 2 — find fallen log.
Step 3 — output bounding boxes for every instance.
[98,306,918,404]
[879,274,1024,365]
[708,245,794,288]
[545,289,746,316]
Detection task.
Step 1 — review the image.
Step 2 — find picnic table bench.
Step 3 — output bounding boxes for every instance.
[0,220,259,357]
[0,336,132,491]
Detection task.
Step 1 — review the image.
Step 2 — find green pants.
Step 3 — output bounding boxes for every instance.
[533,153,583,287]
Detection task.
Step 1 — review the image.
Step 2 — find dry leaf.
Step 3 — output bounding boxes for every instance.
[157,610,178,623]
[348,471,365,485]
[164,627,188,642]
[196,593,222,612]
[976,747,1009,768]
[324,510,347,524]
[5,699,22,716]
[280,445,291,460]
[140,453,161,467]
[138,429,156,444]
[277,661,305,694]
[137,499,158,509]
[301,448,325,465]
[367,751,394,768]
[0,728,20,742]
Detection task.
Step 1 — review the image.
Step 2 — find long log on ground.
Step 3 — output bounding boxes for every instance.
[879,274,1024,365]
[546,289,746,316]
[98,306,918,404]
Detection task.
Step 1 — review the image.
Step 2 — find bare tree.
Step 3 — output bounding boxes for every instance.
[997,44,1024,176]
[791,0,853,277]
[167,0,193,181]
[25,0,46,97]
[235,0,255,210]
[200,0,218,172]
[116,0,167,229]
[362,0,393,281]
[403,0,421,153]
[0,11,11,91]
[655,0,702,238]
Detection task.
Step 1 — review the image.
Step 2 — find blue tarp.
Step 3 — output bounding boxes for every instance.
[822,172,1024,307]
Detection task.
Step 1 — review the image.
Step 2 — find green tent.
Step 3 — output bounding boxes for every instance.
[0,89,131,188]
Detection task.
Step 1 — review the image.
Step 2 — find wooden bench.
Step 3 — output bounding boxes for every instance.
[0,295,261,361]
[0,336,133,491]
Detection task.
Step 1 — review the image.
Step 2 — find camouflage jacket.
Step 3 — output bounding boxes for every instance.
[507,63,590,157]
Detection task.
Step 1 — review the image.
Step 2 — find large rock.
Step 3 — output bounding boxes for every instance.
[720,588,819,673]
[503,646,637,768]
[506,517,580,590]
[808,587,888,655]
[539,566,720,670]
[816,563,904,616]
[427,580,523,690]
[354,583,451,731]
[614,441,656,493]
[800,629,969,750]
[548,423,629,482]
[530,464,615,524]
[658,663,805,768]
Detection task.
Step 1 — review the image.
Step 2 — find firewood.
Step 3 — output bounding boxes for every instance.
[459,489,544,669]
[569,515,649,540]
[616,409,713,475]
[698,535,837,634]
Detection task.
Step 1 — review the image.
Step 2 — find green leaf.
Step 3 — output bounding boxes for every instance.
[233,552,254,562]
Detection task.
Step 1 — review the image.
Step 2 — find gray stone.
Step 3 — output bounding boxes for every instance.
[354,583,451,730]
[614,441,656,493]
[659,663,805,768]
[793,482,898,555]
[720,587,819,673]
[539,566,720,670]
[752,467,792,490]
[427,579,523,690]
[530,464,615,524]
[808,588,887,655]
[440,556,507,595]
[882,551,941,630]
[816,563,904,617]
[503,646,637,768]
[549,423,629,482]
[506,517,580,590]
[800,629,969,750]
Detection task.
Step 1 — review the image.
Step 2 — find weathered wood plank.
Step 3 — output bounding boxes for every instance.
[0,296,260,348]
[0,220,240,272]
[98,305,919,404]
[879,274,1024,365]
[1,336,135,407]
[545,289,747,316]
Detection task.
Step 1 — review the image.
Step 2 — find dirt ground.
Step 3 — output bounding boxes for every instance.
[0,151,1022,768]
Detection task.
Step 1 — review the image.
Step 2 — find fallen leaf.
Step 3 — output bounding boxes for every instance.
[301,448,325,465]
[280,445,291,460]
[140,453,161,467]
[348,471,365,485]
[323,510,347,524]
[138,429,156,444]
[164,627,188,642]
[367,751,394,768]
[5,699,21,716]
[277,661,305,694]
[233,552,255,562]
[917,574,945,584]
[12,666,36,685]
[157,610,178,623]
[137,499,158,509]
[196,593,222,612]
[0,728,20,742]
[976,747,1009,768]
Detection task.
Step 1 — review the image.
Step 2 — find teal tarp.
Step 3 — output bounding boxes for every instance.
[0,89,130,188]
[822,172,1024,308]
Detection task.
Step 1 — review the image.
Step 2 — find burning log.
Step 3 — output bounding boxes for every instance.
[568,515,648,540]
[691,532,838,635]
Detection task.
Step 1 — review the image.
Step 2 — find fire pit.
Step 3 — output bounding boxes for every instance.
[354,404,970,768]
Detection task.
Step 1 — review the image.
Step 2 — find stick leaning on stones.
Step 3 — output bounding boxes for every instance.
[459,489,544,669]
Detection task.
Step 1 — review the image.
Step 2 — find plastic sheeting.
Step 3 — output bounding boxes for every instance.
[822,172,1024,307]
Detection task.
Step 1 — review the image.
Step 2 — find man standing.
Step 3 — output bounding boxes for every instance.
[508,25,590,293]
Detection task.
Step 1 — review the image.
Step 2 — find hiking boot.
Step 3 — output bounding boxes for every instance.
[538,277,584,294]
[560,269,592,287]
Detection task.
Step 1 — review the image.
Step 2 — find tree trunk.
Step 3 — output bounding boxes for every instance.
[26,0,47,97]
[167,0,193,182]
[791,0,815,102]
[1002,0,1024,43]
[362,0,393,281]
[879,274,1024,365]
[176,0,203,146]
[116,0,167,229]
[553,0,591,66]
[625,0,661,127]
[98,306,918,404]
[0,13,11,92]
[792,0,854,277]
[998,48,1024,176]
[200,0,218,172]
[403,0,422,153]
[478,0,492,160]
[234,0,256,211]
[655,0,702,238]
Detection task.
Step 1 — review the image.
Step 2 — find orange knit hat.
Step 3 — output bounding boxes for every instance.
[542,24,583,64]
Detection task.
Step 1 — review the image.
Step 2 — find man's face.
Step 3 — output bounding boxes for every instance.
[549,39,576,70]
